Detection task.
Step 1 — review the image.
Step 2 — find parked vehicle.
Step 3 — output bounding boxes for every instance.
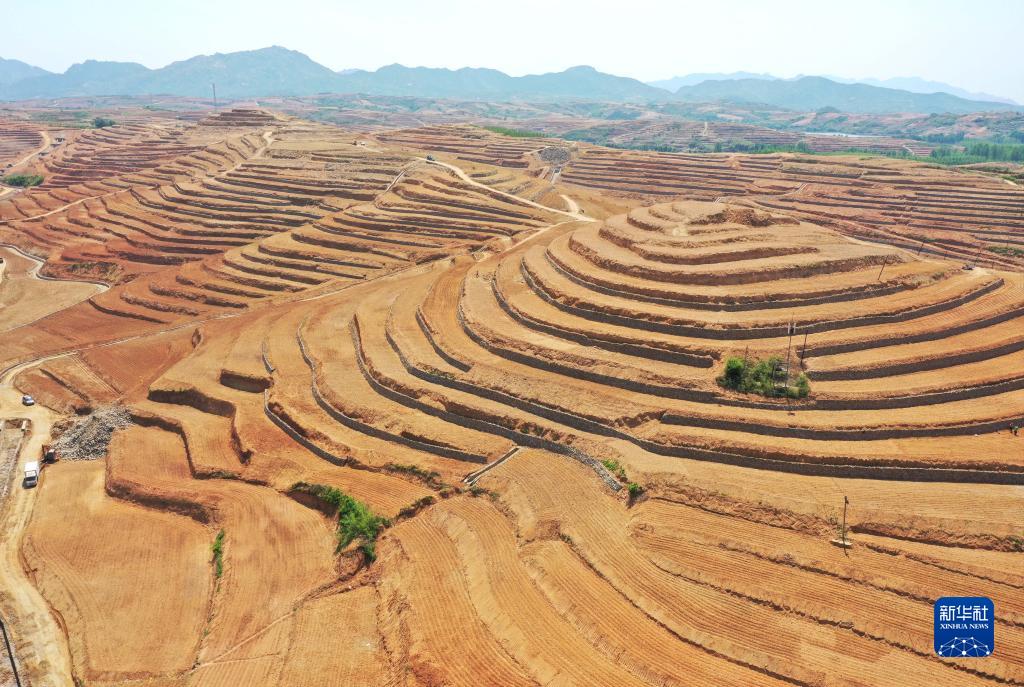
[42,444,57,463]
[21,395,35,406]
[426,155,435,161]
[24,461,39,488]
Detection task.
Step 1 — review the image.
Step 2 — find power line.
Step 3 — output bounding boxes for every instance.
[0,615,22,687]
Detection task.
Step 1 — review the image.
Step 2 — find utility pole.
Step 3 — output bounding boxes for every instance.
[799,329,809,365]
[841,495,848,543]
[877,254,889,281]
[831,495,852,551]
[212,82,217,109]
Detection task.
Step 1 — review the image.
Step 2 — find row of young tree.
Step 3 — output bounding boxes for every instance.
[930,141,1024,163]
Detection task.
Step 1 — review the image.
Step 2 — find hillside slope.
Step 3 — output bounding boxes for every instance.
[674,75,1015,113]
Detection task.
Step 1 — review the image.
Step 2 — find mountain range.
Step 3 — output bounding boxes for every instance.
[650,71,1018,106]
[669,76,1015,114]
[648,72,778,92]
[0,47,1017,114]
[0,57,51,85]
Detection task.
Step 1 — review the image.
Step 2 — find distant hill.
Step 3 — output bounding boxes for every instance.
[651,72,1019,109]
[333,64,665,101]
[7,60,151,99]
[828,76,1019,106]
[648,72,777,91]
[0,57,52,85]
[517,65,669,101]
[672,76,1017,114]
[1,48,340,100]
[0,48,1016,113]
[138,47,341,98]
[335,64,521,99]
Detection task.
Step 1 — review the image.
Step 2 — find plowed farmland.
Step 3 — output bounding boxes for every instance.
[0,113,1021,687]
[555,144,1024,269]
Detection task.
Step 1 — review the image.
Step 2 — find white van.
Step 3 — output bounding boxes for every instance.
[24,461,40,488]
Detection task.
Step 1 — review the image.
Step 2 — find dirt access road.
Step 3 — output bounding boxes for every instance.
[0,359,74,687]
[423,157,595,223]
[0,131,53,201]
[0,244,107,334]
[9,131,52,172]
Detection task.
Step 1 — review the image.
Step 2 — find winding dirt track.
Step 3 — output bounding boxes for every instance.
[424,158,595,222]
[0,245,107,334]
[0,357,74,686]
[0,131,50,202]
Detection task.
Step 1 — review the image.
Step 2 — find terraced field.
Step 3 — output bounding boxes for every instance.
[1,115,1021,686]
[0,122,45,169]
[377,124,560,169]
[531,117,935,156]
[557,145,1024,269]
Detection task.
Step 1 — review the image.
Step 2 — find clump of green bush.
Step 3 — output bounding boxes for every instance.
[482,125,545,138]
[601,458,628,483]
[211,529,225,578]
[627,482,644,502]
[386,462,445,489]
[93,117,116,128]
[292,482,390,563]
[3,174,44,187]
[718,356,810,399]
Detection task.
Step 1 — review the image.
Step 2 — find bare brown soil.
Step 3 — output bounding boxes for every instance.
[0,113,1020,686]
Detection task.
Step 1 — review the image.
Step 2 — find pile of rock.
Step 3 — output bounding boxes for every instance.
[539,146,571,165]
[51,405,132,461]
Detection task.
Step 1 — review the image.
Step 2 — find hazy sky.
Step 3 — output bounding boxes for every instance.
[3,0,1022,101]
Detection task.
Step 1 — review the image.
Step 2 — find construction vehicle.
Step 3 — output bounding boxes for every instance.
[24,461,39,488]
[42,444,57,463]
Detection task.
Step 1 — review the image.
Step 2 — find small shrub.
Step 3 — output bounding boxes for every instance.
[601,458,628,482]
[722,357,745,387]
[397,495,436,518]
[93,117,116,128]
[786,374,811,399]
[3,174,44,187]
[211,529,225,578]
[627,482,643,499]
